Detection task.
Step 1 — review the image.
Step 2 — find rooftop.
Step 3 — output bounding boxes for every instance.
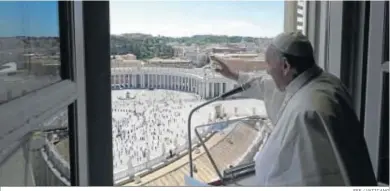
[148,58,192,63]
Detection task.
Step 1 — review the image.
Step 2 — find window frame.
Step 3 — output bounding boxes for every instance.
[306,1,329,70]
[81,1,113,186]
[0,1,80,185]
[59,1,89,185]
[0,1,113,186]
[363,1,388,179]
[307,0,389,182]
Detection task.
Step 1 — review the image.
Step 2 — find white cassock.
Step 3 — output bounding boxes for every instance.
[238,65,376,186]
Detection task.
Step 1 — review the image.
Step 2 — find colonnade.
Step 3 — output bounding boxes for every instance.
[111,73,232,99]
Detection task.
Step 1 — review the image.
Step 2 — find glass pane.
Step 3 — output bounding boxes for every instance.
[383,1,389,62]
[0,108,69,186]
[378,73,389,184]
[0,2,61,104]
[110,1,289,186]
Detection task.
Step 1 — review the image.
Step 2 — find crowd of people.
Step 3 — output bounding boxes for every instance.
[111,89,214,171]
[110,88,267,173]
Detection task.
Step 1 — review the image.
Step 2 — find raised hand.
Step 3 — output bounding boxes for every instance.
[209,55,239,80]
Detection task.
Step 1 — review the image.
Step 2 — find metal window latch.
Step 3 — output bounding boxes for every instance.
[382,61,389,73]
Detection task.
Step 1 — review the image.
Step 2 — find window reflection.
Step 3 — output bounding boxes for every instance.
[0,2,60,104]
[0,108,69,186]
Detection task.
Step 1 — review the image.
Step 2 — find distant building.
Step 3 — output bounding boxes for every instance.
[297,0,306,33]
[184,52,208,67]
[30,62,60,76]
[210,53,267,73]
[214,53,263,60]
[210,47,246,54]
[114,54,137,60]
[24,56,61,76]
[146,58,193,68]
[217,58,267,73]
[284,0,306,33]
[173,47,185,58]
[111,59,144,68]
[238,42,259,53]
[173,46,199,59]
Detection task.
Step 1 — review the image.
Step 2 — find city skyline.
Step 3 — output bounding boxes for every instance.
[0,1,284,38]
[110,1,284,38]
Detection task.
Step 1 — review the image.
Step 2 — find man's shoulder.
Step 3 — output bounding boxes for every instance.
[295,72,352,114]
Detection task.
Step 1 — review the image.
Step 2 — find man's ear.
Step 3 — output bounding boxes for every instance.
[282,56,291,76]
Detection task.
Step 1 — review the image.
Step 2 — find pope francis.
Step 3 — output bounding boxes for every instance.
[211,32,377,186]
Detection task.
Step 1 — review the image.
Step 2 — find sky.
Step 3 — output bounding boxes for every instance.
[0,1,284,38]
[0,1,59,37]
[110,1,284,38]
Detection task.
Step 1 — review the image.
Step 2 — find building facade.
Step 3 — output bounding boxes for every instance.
[146,58,193,68]
[284,0,306,33]
[110,67,260,99]
[297,0,306,33]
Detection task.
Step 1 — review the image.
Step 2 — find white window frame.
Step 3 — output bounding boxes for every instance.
[363,1,388,178]
[325,1,344,78]
[70,1,89,186]
[306,1,329,70]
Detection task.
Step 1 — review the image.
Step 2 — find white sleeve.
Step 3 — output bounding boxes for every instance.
[237,72,285,123]
[237,71,267,100]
